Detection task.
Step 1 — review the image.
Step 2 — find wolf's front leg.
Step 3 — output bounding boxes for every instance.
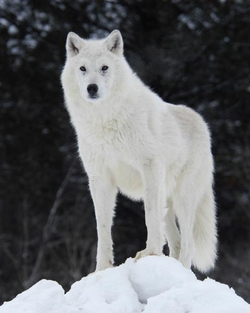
[136,161,166,259]
[88,174,117,271]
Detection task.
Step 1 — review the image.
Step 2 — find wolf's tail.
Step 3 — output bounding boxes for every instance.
[192,189,218,273]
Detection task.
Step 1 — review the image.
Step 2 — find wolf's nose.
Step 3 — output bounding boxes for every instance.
[87,84,98,97]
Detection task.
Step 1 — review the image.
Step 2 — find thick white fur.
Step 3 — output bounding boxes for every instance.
[61,30,217,273]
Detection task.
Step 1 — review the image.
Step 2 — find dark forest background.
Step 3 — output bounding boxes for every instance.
[1,0,250,305]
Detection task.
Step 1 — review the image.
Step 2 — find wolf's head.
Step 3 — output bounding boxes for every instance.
[63,30,126,104]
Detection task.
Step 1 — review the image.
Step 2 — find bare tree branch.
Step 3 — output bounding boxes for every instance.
[24,159,76,288]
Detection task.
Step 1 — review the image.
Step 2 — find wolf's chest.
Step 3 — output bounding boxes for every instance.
[78,116,129,147]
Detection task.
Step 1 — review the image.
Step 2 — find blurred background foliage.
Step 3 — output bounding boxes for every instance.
[0,0,250,304]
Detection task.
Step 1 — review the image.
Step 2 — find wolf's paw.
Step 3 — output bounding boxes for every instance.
[135,249,160,261]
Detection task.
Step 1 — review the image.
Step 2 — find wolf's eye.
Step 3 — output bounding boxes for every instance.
[80,66,86,72]
[102,65,108,71]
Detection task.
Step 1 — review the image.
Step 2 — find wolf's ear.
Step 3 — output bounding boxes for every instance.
[66,32,84,57]
[104,30,123,56]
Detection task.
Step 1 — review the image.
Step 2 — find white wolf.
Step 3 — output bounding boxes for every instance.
[61,30,217,273]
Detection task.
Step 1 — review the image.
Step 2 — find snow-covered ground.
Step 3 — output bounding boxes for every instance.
[1,256,250,313]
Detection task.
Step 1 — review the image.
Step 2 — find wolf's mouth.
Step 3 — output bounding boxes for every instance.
[88,94,99,100]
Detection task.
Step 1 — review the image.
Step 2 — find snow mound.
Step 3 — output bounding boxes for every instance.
[1,256,249,313]
[130,256,196,302]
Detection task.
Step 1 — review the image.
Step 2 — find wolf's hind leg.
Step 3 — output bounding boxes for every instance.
[175,198,195,269]
[165,206,181,260]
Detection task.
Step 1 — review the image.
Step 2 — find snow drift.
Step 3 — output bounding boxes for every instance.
[1,256,249,313]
